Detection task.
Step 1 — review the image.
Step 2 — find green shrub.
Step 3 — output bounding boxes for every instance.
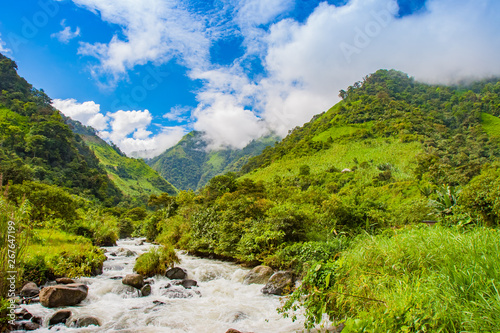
[134,246,179,277]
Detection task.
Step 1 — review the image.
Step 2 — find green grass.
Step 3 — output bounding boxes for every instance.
[283,226,500,332]
[312,123,373,142]
[26,229,94,260]
[481,112,500,138]
[134,246,180,277]
[244,138,422,183]
[83,136,176,197]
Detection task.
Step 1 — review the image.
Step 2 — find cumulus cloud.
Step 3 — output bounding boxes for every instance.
[0,33,11,53]
[52,98,108,130]
[53,99,186,158]
[51,19,81,43]
[193,94,268,150]
[73,0,210,86]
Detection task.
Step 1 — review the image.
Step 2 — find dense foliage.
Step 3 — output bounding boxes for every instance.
[146,70,500,331]
[148,131,278,190]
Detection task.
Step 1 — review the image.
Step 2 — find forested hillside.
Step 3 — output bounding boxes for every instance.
[66,118,177,203]
[0,53,177,322]
[148,131,278,190]
[146,69,500,331]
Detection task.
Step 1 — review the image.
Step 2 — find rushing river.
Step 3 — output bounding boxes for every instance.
[19,239,309,332]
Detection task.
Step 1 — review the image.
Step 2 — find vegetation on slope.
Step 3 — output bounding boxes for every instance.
[66,118,177,204]
[144,70,500,331]
[148,131,278,190]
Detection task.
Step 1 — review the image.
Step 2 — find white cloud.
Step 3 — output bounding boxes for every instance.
[73,0,210,86]
[0,33,11,53]
[163,105,191,122]
[53,98,186,157]
[193,94,268,150]
[52,98,109,131]
[51,20,81,43]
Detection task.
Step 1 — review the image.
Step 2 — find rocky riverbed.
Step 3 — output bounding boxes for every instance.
[10,239,311,332]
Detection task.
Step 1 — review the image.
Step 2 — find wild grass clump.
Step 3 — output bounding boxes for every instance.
[281,225,500,332]
[134,245,180,277]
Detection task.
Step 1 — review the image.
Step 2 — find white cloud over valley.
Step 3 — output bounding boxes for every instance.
[53,99,186,158]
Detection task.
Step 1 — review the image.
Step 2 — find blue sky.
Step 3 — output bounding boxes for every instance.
[0,0,499,157]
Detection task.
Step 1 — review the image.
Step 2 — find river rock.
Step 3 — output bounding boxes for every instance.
[261,271,295,296]
[15,308,32,320]
[74,316,100,327]
[171,279,198,289]
[39,284,88,308]
[23,322,41,331]
[141,284,152,297]
[243,266,274,285]
[49,309,72,326]
[117,248,136,257]
[56,278,75,284]
[122,274,144,289]
[165,267,187,280]
[20,282,40,297]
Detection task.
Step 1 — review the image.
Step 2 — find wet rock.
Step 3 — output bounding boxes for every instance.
[110,276,124,280]
[141,284,152,297]
[165,267,187,280]
[261,271,295,296]
[144,278,154,285]
[135,239,145,246]
[117,248,136,257]
[49,309,72,326]
[15,308,32,320]
[23,322,41,331]
[243,265,274,285]
[20,282,40,297]
[32,316,43,325]
[39,283,88,308]
[160,286,194,299]
[109,252,117,257]
[122,274,144,289]
[153,300,166,306]
[56,277,75,285]
[181,279,198,289]
[74,316,100,327]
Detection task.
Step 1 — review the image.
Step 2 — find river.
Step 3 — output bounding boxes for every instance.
[18,239,310,332]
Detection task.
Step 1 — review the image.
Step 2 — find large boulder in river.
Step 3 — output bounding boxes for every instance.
[39,284,88,308]
[122,274,144,289]
[261,271,295,296]
[20,282,40,297]
[243,266,274,285]
[166,267,187,280]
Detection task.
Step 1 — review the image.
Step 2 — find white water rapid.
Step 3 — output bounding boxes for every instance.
[19,239,310,332]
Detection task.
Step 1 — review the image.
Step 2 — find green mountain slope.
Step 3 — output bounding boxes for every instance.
[148,131,278,190]
[241,70,500,185]
[0,53,122,205]
[66,118,177,201]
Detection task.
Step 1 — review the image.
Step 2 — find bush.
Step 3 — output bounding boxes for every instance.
[134,246,179,277]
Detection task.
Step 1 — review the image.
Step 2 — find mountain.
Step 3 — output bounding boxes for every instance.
[0,53,122,206]
[147,131,279,190]
[157,69,500,267]
[65,118,177,202]
[240,69,500,185]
